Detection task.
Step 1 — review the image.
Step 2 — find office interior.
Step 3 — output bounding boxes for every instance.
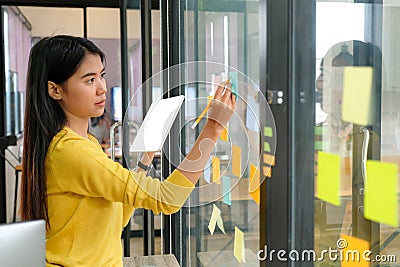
[0,0,400,266]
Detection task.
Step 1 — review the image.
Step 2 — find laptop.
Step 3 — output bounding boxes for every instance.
[0,220,46,267]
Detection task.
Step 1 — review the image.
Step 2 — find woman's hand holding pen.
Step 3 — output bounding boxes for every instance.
[206,81,236,136]
[177,81,236,184]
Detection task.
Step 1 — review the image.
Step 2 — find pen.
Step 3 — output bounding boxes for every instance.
[191,80,230,129]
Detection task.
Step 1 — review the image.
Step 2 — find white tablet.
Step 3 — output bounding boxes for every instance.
[130,95,185,152]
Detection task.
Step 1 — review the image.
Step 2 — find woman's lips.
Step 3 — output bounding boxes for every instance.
[95,100,106,107]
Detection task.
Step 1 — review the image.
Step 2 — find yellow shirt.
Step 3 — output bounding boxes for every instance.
[45,127,194,266]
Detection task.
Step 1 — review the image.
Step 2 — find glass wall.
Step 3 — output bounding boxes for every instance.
[315,1,399,266]
[179,1,263,266]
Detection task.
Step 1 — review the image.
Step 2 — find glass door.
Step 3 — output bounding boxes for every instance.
[155,1,267,266]
[315,1,399,265]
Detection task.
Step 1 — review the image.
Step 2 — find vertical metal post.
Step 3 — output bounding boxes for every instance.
[288,1,315,265]
[140,0,154,256]
[160,0,171,255]
[160,0,186,264]
[119,0,131,257]
[259,0,315,266]
[0,6,7,223]
[83,6,87,38]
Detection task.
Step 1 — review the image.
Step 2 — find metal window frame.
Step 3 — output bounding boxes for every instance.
[259,0,315,266]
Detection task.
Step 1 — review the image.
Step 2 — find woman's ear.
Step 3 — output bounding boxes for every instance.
[48,81,63,100]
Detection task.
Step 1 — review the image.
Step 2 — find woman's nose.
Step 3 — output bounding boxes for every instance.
[97,79,107,94]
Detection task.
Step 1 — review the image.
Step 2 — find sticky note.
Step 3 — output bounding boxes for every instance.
[232,145,241,177]
[249,164,260,205]
[264,127,273,137]
[342,66,373,126]
[212,156,221,184]
[263,154,275,166]
[263,167,272,177]
[204,157,211,183]
[365,160,398,226]
[340,235,370,267]
[246,95,260,132]
[223,176,232,205]
[317,151,340,206]
[234,226,246,263]
[208,204,225,235]
[264,142,271,152]
[220,124,229,141]
[315,141,323,151]
[229,71,238,100]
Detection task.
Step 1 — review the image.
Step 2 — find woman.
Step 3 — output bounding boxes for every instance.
[20,35,235,266]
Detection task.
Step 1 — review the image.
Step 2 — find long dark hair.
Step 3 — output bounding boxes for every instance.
[20,35,105,227]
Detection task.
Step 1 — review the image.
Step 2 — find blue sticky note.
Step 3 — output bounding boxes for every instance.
[246,95,260,132]
[204,157,211,183]
[229,71,238,100]
[223,176,231,205]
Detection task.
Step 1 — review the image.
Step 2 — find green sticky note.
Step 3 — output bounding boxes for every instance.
[229,71,238,100]
[222,176,232,205]
[264,127,273,137]
[315,141,323,151]
[342,66,373,126]
[314,126,323,135]
[317,151,341,206]
[264,142,271,152]
[365,160,398,227]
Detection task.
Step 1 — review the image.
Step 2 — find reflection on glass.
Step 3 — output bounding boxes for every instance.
[315,2,400,266]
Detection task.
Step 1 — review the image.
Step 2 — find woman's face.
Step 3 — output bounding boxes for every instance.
[58,53,107,121]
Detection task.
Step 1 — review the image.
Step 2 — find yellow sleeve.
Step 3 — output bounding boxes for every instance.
[48,138,194,215]
[122,205,135,227]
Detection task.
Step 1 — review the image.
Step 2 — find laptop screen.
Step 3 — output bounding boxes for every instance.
[0,220,46,267]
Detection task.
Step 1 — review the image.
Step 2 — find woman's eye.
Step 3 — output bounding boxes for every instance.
[88,78,95,84]
[101,72,106,78]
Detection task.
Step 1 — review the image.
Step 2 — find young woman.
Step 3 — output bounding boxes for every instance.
[20,35,236,266]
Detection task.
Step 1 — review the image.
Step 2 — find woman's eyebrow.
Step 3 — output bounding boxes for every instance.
[80,67,106,79]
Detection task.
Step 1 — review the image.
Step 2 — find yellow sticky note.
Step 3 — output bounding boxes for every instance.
[342,66,373,126]
[208,204,225,235]
[234,226,246,263]
[212,157,221,184]
[365,160,398,226]
[249,164,260,205]
[220,124,229,141]
[317,151,341,206]
[263,154,275,166]
[232,145,241,177]
[340,235,370,267]
[263,167,272,178]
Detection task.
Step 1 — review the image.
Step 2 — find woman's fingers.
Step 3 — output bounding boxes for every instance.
[213,82,226,99]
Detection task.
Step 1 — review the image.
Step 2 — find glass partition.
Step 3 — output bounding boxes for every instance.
[180,1,263,266]
[315,1,399,266]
